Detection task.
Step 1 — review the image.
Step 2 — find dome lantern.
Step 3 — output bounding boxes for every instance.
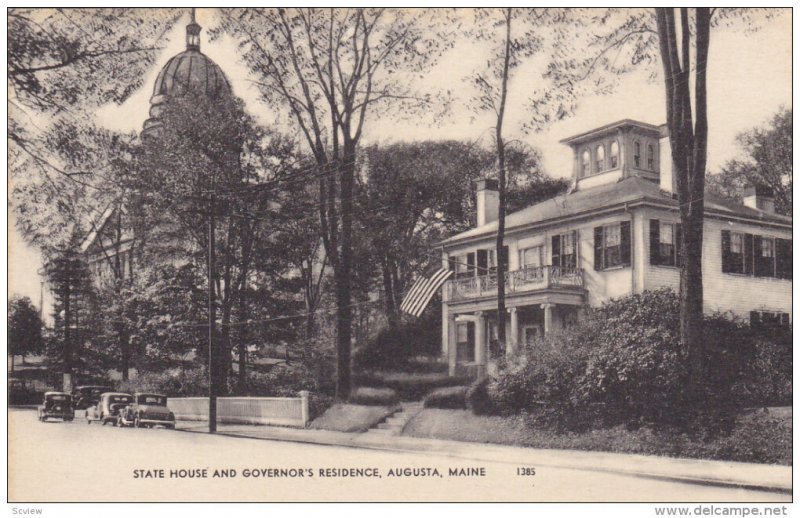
[186,8,201,50]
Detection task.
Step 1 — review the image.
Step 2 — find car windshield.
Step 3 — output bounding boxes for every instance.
[138,396,166,406]
[108,396,132,404]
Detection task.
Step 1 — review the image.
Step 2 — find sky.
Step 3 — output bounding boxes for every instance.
[8,8,793,312]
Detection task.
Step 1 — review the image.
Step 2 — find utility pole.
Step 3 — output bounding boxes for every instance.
[208,189,217,433]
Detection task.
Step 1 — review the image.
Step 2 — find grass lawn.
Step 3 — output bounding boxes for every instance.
[403,409,791,465]
[309,403,399,433]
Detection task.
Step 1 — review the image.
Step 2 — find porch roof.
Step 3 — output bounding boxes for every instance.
[440,176,791,246]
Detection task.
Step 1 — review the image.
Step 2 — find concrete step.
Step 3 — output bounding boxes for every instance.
[377,423,400,430]
[364,428,397,436]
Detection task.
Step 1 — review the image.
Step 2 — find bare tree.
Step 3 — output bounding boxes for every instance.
[218,8,451,398]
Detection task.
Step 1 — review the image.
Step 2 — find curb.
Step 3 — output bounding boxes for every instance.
[174,423,791,495]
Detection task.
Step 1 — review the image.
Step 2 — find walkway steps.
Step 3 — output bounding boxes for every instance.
[363,402,424,437]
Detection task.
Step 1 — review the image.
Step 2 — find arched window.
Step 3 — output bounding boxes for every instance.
[634,141,641,168]
[647,144,655,170]
[595,145,605,172]
[581,149,591,176]
[610,141,619,168]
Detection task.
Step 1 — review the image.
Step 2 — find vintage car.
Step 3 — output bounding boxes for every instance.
[117,393,176,429]
[86,392,134,425]
[37,392,74,422]
[72,385,113,410]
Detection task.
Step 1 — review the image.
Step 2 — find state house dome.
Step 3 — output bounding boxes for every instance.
[142,11,232,136]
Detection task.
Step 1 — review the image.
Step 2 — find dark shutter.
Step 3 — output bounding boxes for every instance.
[593,226,604,271]
[650,220,661,265]
[551,235,561,267]
[776,238,792,279]
[675,223,682,267]
[744,233,754,275]
[620,221,631,266]
[721,230,732,273]
[476,249,488,274]
[448,256,456,272]
[571,231,578,268]
[750,311,761,328]
[466,252,475,276]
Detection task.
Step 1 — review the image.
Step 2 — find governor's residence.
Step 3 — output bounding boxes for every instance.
[438,120,792,377]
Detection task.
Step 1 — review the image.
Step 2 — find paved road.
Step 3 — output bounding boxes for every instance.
[8,408,790,503]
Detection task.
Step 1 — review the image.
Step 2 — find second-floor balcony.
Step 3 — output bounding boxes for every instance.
[444,265,584,302]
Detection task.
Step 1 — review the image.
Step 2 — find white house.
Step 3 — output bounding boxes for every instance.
[438,119,792,377]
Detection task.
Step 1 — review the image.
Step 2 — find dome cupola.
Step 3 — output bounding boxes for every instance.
[143,9,232,136]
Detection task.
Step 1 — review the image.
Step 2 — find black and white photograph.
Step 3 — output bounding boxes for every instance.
[6,5,794,511]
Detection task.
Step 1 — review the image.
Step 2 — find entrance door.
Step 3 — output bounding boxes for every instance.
[456,322,475,362]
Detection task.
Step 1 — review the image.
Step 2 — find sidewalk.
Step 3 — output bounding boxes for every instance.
[176,421,792,494]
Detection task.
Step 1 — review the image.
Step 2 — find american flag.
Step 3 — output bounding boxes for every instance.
[400,268,453,318]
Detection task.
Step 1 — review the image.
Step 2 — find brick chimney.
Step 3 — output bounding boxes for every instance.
[476,179,499,226]
[743,185,775,214]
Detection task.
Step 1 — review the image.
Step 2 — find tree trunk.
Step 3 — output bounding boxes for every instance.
[334,149,355,400]
[381,256,399,331]
[10,355,14,375]
[655,7,711,405]
[495,9,512,355]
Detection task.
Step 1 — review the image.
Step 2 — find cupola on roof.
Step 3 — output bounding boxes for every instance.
[142,9,232,135]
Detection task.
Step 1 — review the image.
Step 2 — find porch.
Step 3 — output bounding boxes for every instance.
[443,301,584,378]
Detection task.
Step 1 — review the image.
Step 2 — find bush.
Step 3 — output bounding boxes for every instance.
[349,387,400,406]
[424,386,468,409]
[491,289,781,432]
[354,371,472,401]
[353,313,441,372]
[466,377,496,415]
[118,367,208,397]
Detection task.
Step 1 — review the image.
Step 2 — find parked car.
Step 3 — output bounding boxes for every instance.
[86,392,134,426]
[73,385,113,410]
[37,392,74,422]
[118,393,175,429]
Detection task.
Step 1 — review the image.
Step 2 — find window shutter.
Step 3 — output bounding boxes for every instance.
[649,220,660,265]
[721,230,732,273]
[476,249,488,274]
[675,224,682,267]
[448,256,456,272]
[551,235,560,267]
[752,236,770,277]
[620,221,631,267]
[571,231,578,267]
[776,238,792,279]
[466,252,475,275]
[750,311,761,328]
[593,226,604,271]
[744,234,754,275]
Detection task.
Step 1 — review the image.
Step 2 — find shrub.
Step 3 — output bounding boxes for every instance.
[118,367,208,397]
[349,387,400,406]
[424,386,468,409]
[354,371,472,401]
[466,377,495,415]
[353,313,441,372]
[491,289,781,432]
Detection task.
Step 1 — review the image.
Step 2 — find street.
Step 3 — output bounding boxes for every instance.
[8,408,791,503]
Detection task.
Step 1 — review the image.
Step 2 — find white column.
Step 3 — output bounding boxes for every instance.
[474,311,486,370]
[541,303,554,335]
[508,307,519,356]
[441,303,449,358]
[447,314,458,376]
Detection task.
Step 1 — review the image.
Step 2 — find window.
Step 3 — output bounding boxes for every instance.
[647,144,655,170]
[722,231,792,279]
[595,145,605,172]
[610,141,619,168]
[452,252,476,279]
[519,245,544,268]
[750,310,790,329]
[634,141,641,168]
[649,220,682,267]
[552,231,577,269]
[484,246,508,275]
[581,149,591,176]
[594,222,631,270]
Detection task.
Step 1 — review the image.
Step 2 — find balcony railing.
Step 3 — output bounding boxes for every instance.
[444,265,584,302]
